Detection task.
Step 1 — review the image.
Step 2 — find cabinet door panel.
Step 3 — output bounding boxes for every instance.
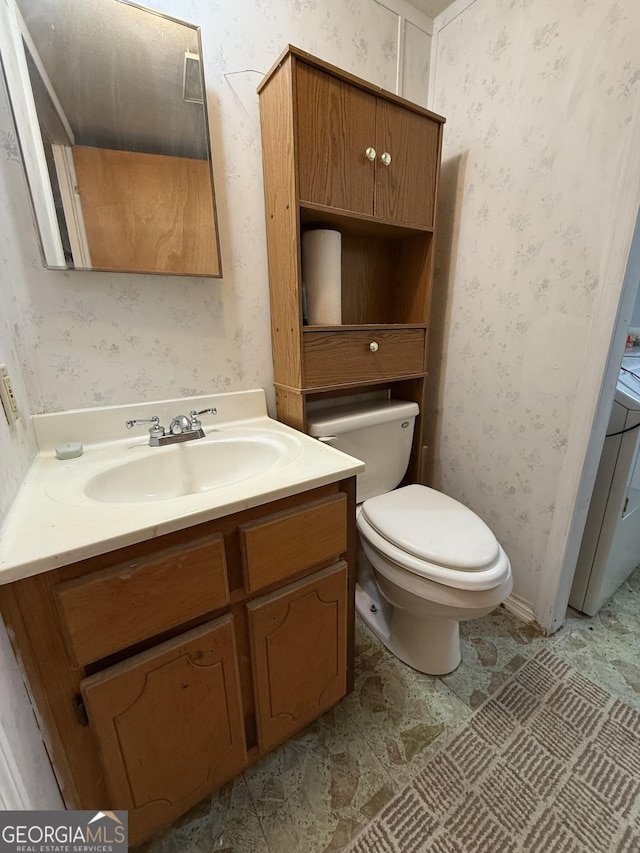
[375,100,440,227]
[248,563,347,752]
[303,328,426,389]
[296,62,376,215]
[81,616,246,845]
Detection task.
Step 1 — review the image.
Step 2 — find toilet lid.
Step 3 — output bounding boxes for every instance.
[360,484,500,571]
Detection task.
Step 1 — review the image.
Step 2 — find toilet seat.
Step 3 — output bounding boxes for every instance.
[358,484,510,591]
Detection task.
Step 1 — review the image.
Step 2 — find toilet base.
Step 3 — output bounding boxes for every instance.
[355,582,461,675]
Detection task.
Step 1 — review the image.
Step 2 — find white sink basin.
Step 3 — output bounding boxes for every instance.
[47,427,303,506]
[85,434,296,502]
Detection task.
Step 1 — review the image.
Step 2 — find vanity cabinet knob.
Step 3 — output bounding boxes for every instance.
[380,152,392,166]
[369,341,379,352]
[365,147,376,161]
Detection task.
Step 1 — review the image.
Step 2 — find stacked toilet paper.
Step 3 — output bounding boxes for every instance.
[301,229,342,325]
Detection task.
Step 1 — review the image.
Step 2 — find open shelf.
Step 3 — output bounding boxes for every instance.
[303,322,427,333]
[300,231,433,326]
[300,202,434,239]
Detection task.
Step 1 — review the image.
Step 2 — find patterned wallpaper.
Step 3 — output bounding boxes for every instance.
[428,0,640,608]
[0,81,37,532]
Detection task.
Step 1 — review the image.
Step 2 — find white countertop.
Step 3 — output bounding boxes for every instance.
[0,390,364,584]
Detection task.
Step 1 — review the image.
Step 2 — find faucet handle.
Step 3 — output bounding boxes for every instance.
[189,407,217,429]
[126,416,165,438]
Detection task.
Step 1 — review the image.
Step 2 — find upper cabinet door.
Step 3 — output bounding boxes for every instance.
[296,62,376,215]
[294,60,442,228]
[374,100,441,228]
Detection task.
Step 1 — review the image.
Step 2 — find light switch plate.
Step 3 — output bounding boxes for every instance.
[0,364,19,425]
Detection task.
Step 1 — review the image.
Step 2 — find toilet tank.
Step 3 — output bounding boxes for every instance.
[307,399,419,502]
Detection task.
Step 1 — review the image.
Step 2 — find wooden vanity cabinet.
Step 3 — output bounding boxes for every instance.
[0,479,355,847]
[258,47,445,483]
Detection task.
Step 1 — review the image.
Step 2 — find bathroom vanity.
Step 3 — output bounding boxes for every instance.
[0,391,362,846]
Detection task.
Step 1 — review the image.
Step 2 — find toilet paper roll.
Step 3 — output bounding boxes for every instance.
[301,229,342,325]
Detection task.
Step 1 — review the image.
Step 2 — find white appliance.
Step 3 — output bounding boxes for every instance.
[570,356,640,615]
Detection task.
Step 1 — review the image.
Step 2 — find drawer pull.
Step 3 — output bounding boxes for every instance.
[369,341,379,352]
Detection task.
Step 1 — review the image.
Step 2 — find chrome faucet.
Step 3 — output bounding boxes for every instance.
[169,414,192,435]
[126,408,217,446]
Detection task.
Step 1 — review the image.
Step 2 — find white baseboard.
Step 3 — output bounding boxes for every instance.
[502,593,537,626]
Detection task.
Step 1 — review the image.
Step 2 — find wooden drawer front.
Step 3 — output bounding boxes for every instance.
[81,616,246,845]
[239,493,347,593]
[248,562,347,752]
[303,328,426,388]
[56,535,229,665]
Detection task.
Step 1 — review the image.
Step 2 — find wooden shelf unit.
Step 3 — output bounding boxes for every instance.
[259,45,445,482]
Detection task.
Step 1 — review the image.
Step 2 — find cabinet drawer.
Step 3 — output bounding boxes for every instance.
[56,534,229,665]
[239,493,347,593]
[303,328,426,388]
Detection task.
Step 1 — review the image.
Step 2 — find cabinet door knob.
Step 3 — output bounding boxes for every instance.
[369,341,379,352]
[365,147,376,161]
[380,152,392,166]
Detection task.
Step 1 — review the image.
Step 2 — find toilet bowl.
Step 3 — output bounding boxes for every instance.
[356,484,512,674]
[307,398,513,676]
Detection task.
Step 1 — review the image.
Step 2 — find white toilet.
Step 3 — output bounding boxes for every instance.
[307,398,513,675]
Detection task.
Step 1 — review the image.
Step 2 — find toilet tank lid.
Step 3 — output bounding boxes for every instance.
[307,399,419,436]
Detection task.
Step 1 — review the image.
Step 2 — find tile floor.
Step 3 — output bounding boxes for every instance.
[137,566,640,853]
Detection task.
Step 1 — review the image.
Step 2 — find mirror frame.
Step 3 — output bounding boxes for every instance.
[0,0,65,266]
[0,0,222,277]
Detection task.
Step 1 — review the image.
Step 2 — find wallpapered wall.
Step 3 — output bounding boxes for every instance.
[0,91,59,809]
[0,84,37,530]
[428,0,640,609]
[0,0,431,807]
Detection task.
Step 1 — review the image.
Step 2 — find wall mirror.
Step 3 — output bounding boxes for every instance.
[0,0,222,277]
